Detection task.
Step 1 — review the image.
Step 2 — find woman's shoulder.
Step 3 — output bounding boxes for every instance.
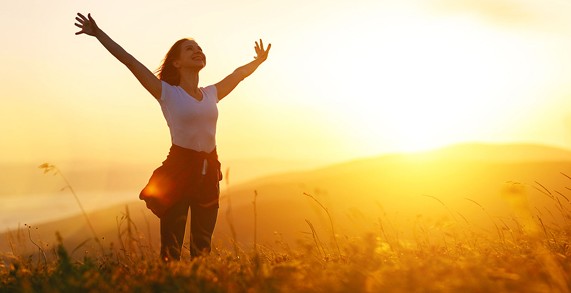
[159,81,182,102]
[161,80,178,90]
[201,85,219,101]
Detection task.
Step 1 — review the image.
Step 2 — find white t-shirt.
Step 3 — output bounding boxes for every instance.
[158,81,219,153]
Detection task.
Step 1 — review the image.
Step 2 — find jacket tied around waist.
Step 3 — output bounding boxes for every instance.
[139,144,223,218]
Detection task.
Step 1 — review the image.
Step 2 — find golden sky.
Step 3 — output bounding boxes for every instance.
[2,0,571,169]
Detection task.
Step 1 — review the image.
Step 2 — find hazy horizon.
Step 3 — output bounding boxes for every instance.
[0,143,571,229]
[3,141,571,244]
[2,140,571,194]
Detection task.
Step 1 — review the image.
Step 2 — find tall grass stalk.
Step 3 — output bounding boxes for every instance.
[223,167,240,258]
[38,163,104,253]
[464,197,505,244]
[421,194,458,223]
[304,192,341,258]
[25,224,46,267]
[253,190,258,256]
[116,205,140,260]
[305,219,325,259]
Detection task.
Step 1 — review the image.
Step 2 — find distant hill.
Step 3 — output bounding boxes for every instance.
[413,143,571,162]
[217,143,571,244]
[3,143,571,254]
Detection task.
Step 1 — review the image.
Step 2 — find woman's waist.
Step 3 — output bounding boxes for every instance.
[169,128,216,148]
[167,144,218,161]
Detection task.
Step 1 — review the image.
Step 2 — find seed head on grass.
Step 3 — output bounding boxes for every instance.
[38,163,57,175]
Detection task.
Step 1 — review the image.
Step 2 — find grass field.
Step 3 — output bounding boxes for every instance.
[1,159,570,292]
[1,192,569,293]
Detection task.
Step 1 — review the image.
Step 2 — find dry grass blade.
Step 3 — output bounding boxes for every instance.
[38,163,104,254]
[464,197,504,243]
[253,190,258,256]
[534,181,554,200]
[305,219,325,259]
[304,192,341,258]
[555,190,569,203]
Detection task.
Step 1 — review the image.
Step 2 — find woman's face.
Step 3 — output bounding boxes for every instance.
[174,39,206,70]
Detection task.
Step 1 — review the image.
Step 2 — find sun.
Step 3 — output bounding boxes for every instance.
[316,8,554,155]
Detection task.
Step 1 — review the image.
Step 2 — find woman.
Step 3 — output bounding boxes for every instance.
[74,13,270,261]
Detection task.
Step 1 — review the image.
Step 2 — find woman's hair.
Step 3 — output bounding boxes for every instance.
[155,38,192,86]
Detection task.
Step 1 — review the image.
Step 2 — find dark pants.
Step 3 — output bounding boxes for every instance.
[140,144,222,261]
[160,199,218,260]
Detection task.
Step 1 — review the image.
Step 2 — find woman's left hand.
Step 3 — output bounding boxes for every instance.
[254,39,271,62]
[74,13,100,37]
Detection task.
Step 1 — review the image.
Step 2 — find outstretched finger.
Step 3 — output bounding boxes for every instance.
[77,13,88,22]
[259,39,264,50]
[74,22,84,35]
[75,17,84,24]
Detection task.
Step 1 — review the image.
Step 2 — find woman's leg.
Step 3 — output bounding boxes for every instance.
[160,199,190,261]
[189,203,218,257]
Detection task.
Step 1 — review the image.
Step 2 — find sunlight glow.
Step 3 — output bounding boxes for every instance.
[313,9,557,154]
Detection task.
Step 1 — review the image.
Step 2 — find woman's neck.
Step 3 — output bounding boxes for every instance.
[178,70,201,99]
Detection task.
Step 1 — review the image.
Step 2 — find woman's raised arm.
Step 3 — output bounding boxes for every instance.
[215,39,271,101]
[75,13,162,99]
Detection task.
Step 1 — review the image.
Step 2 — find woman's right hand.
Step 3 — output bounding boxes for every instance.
[74,13,99,36]
[73,12,161,99]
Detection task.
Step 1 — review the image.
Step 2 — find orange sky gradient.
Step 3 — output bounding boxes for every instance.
[3,0,571,175]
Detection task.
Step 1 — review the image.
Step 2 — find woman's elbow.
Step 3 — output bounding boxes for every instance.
[233,69,249,81]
